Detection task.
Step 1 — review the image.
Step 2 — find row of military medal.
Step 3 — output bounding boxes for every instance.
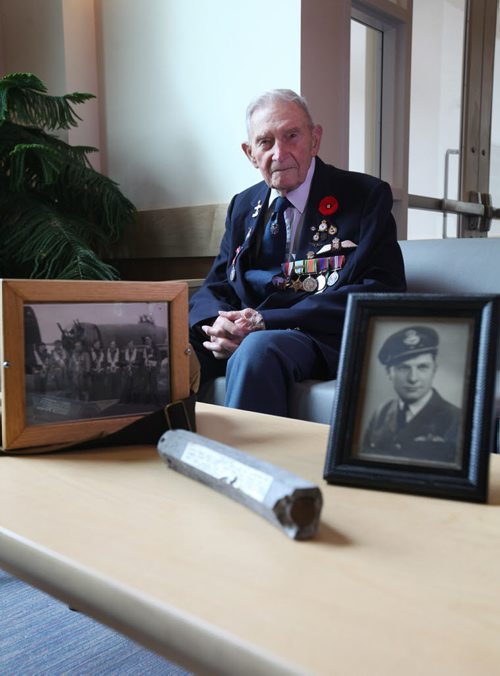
[279,253,345,292]
[275,269,340,293]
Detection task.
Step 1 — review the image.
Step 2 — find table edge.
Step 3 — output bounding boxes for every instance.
[0,528,301,676]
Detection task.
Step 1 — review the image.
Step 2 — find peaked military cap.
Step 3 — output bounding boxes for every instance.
[378,325,439,367]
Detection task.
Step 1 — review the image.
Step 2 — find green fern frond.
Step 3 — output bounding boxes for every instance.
[55,163,136,239]
[7,143,63,188]
[0,73,136,280]
[0,121,98,169]
[50,247,119,280]
[31,236,120,280]
[0,195,119,279]
[0,72,48,93]
[0,72,95,130]
[0,73,47,122]
[0,124,93,193]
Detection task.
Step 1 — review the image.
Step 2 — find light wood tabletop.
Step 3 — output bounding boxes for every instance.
[1,402,500,675]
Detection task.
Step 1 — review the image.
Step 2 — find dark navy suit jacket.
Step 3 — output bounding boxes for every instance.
[189,157,406,379]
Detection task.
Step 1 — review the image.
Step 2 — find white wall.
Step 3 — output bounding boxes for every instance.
[0,6,4,73]
[0,0,300,211]
[62,0,101,167]
[490,27,500,225]
[0,0,101,164]
[96,0,301,210]
[0,0,66,94]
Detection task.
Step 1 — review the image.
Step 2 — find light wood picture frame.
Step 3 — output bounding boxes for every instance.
[1,279,190,451]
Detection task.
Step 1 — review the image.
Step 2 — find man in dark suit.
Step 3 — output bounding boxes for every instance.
[189,89,406,416]
[362,326,462,465]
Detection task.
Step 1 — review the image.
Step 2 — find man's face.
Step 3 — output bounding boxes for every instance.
[242,100,322,194]
[387,352,437,404]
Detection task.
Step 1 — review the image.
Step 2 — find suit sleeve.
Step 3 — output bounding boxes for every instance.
[189,196,243,327]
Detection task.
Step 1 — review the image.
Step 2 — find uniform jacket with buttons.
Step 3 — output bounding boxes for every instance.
[361,389,462,465]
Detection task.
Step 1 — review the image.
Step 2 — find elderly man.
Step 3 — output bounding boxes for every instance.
[189,89,406,416]
[362,326,461,464]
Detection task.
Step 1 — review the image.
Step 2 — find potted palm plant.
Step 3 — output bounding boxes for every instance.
[0,72,136,279]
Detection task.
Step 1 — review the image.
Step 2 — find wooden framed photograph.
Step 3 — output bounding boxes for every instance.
[0,279,191,452]
[324,293,498,502]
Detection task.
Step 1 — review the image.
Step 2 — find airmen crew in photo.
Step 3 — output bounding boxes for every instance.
[29,334,167,406]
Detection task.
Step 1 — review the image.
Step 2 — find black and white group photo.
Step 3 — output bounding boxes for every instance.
[24,302,170,424]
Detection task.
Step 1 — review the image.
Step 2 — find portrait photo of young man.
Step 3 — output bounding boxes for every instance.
[358,322,470,468]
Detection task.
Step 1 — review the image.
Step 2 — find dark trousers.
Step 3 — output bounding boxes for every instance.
[190,327,332,417]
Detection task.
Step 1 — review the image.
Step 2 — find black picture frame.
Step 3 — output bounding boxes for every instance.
[323,293,499,502]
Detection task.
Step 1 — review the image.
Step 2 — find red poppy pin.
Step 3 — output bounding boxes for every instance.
[319,196,339,216]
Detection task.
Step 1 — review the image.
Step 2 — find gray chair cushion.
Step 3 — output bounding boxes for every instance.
[197,376,337,425]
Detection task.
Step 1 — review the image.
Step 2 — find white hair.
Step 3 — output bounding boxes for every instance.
[245,89,314,139]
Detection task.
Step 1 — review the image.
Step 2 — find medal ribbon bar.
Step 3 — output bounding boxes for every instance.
[282,255,345,277]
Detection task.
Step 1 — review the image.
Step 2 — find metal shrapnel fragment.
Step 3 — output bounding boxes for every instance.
[157,429,323,540]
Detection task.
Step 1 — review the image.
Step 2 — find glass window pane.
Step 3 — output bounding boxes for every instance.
[408,0,466,239]
[349,20,382,177]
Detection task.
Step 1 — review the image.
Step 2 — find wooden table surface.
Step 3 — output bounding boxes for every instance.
[1,402,500,675]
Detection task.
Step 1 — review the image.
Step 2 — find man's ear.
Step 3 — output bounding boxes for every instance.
[242,142,258,167]
[311,124,323,156]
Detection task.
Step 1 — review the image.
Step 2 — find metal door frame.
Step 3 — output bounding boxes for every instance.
[408,0,499,237]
